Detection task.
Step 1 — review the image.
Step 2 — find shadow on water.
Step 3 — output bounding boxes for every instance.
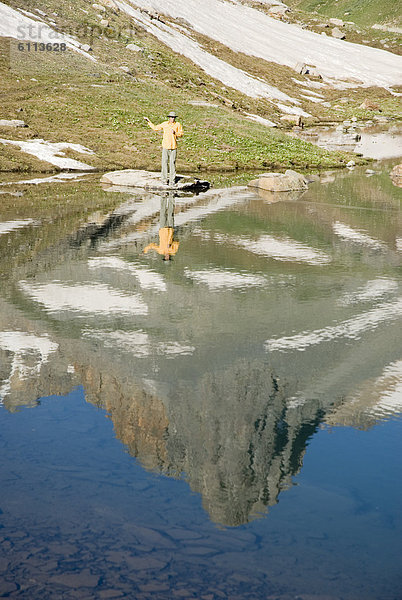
[0,162,402,598]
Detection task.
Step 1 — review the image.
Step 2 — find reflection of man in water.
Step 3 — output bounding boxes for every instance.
[144,193,179,261]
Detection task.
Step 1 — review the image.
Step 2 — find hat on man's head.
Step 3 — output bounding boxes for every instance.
[167,111,177,117]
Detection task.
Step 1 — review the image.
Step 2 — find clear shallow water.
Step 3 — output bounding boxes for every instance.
[292,123,402,160]
[0,164,401,599]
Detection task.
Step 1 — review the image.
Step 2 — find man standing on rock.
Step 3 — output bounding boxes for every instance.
[144,111,183,187]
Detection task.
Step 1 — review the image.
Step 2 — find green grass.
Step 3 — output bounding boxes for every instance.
[1,0,390,174]
[0,36,355,173]
[287,0,401,28]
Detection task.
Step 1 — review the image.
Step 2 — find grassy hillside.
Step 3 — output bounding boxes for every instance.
[0,39,354,174]
[288,0,401,28]
[2,0,398,173]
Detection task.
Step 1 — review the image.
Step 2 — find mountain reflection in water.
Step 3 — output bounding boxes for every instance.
[1,165,401,532]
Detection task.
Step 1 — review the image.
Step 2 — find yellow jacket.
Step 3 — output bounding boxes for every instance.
[148,120,183,149]
[144,228,180,256]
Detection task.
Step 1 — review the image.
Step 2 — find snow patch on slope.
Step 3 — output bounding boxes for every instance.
[0,138,95,170]
[244,112,277,128]
[0,173,90,186]
[0,2,95,61]
[116,0,309,114]
[126,0,402,88]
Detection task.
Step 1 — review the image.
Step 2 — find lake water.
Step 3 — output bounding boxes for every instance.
[1,162,401,600]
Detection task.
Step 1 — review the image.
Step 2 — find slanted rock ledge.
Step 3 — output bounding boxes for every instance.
[100,169,210,191]
[248,170,308,192]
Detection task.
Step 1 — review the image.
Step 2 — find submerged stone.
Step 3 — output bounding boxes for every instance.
[390,163,402,188]
[50,570,100,588]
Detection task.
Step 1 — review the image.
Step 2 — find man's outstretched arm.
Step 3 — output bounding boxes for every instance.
[144,116,163,131]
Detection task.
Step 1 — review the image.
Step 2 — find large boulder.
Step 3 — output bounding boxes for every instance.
[248,170,308,192]
[359,99,380,110]
[307,67,323,78]
[126,43,142,52]
[295,64,322,78]
[390,163,402,188]
[295,62,309,75]
[329,18,344,27]
[331,27,346,39]
[268,5,289,18]
[100,169,210,192]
